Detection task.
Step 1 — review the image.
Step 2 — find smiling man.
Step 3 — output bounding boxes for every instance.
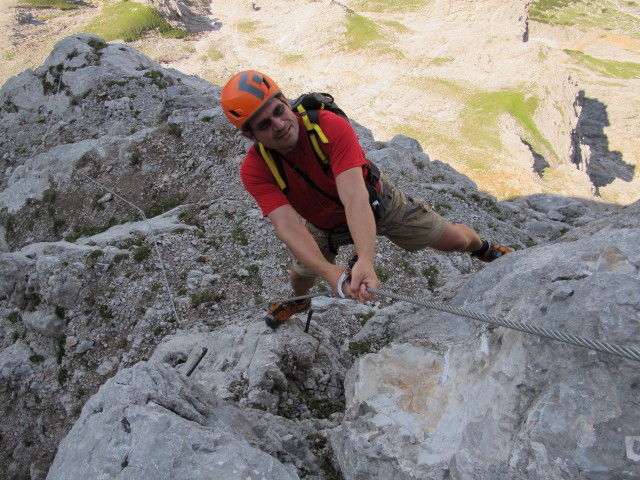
[221,70,512,329]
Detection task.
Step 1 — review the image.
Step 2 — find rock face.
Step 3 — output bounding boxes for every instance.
[333,204,640,479]
[1,35,638,480]
[46,362,301,480]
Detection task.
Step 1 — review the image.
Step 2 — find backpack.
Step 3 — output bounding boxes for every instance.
[257,92,381,211]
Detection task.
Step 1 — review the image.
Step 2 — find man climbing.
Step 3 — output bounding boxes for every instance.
[220,70,512,329]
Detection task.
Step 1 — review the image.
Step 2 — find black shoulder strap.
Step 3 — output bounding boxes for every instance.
[277,153,342,206]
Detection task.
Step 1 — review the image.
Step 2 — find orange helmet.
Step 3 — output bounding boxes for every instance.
[221,70,282,130]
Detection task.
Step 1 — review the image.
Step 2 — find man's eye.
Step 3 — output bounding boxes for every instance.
[256,119,271,131]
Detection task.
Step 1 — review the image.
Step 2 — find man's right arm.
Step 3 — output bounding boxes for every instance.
[268,204,345,291]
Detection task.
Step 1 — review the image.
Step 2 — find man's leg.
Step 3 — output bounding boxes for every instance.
[429,221,513,261]
[429,222,483,252]
[290,268,317,297]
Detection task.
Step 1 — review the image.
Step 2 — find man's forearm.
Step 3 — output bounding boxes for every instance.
[343,196,376,265]
[276,222,329,275]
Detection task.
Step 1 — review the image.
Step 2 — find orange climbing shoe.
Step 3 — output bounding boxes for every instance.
[264,297,311,329]
[472,241,513,262]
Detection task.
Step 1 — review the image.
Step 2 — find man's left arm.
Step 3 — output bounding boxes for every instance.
[335,167,380,302]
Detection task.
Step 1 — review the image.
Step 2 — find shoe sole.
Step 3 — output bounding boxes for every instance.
[265,314,285,329]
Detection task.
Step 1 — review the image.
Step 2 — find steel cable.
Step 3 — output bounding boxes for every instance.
[367,287,640,363]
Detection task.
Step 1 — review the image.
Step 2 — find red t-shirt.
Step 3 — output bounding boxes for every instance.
[240,110,368,230]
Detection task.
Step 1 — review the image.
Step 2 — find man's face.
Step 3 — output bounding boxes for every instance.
[244,97,299,154]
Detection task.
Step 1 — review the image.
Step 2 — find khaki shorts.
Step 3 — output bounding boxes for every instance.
[293,177,446,277]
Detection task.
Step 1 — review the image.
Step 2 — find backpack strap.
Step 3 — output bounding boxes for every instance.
[295,104,331,173]
[258,143,288,193]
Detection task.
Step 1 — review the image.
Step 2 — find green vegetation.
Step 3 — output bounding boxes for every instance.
[84,0,187,42]
[345,14,384,50]
[299,393,345,419]
[145,193,187,218]
[395,255,417,275]
[113,253,129,263]
[530,0,640,35]
[57,368,69,384]
[463,89,548,154]
[97,304,114,320]
[350,0,426,12]
[564,49,640,79]
[430,57,454,66]
[143,70,168,89]
[167,122,182,137]
[237,20,260,33]
[191,291,225,308]
[349,340,372,357]
[207,45,223,62]
[29,354,45,363]
[374,265,390,282]
[56,338,65,364]
[64,216,118,242]
[421,266,439,291]
[231,225,248,246]
[132,245,152,262]
[354,311,375,325]
[282,53,305,64]
[17,0,78,9]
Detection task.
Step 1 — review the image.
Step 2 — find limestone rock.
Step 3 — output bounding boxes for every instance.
[46,362,300,480]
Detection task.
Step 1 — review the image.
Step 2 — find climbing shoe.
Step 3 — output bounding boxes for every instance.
[264,297,311,329]
[471,240,513,262]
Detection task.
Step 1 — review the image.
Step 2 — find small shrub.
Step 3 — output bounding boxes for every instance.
[374,266,390,282]
[231,226,248,246]
[56,338,65,364]
[237,20,259,33]
[113,253,129,263]
[52,218,64,236]
[145,193,187,218]
[129,152,140,166]
[302,396,345,419]
[422,266,439,291]
[354,311,375,325]
[349,340,372,357]
[395,256,417,275]
[29,354,45,363]
[143,70,168,89]
[97,304,113,320]
[57,368,69,384]
[178,209,198,225]
[167,123,182,138]
[434,202,451,214]
[191,291,225,308]
[25,292,41,311]
[132,245,152,262]
[207,46,223,61]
